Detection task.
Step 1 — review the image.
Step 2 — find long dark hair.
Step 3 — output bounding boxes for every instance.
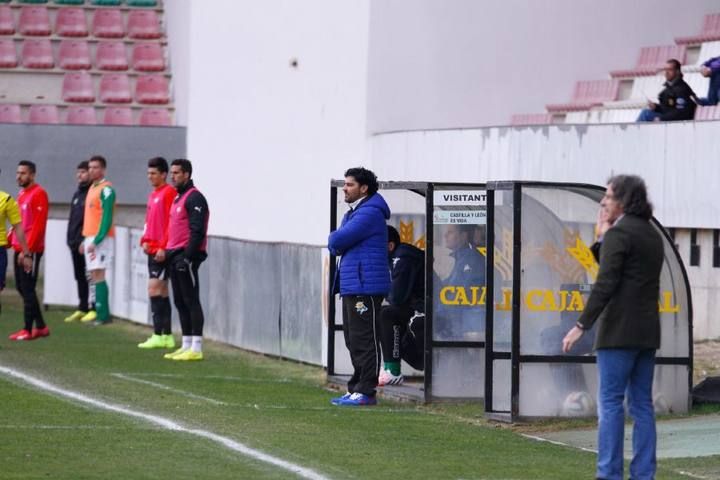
[607,174,653,220]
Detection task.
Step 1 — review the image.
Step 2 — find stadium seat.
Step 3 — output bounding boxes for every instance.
[66,105,97,124]
[127,10,161,39]
[135,74,169,104]
[28,104,59,124]
[0,104,22,123]
[91,0,121,5]
[0,6,14,35]
[99,73,132,103]
[138,108,170,126]
[19,0,49,4]
[131,42,164,71]
[676,13,720,45]
[0,39,17,68]
[695,105,720,120]
[610,45,687,77]
[102,106,132,125]
[58,39,91,69]
[54,0,85,5]
[18,7,52,36]
[62,71,95,102]
[127,0,157,6]
[96,41,128,70]
[56,7,89,37]
[510,113,553,126]
[92,9,124,38]
[21,39,54,68]
[546,79,619,112]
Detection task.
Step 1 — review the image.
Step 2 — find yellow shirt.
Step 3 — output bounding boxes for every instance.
[0,191,21,247]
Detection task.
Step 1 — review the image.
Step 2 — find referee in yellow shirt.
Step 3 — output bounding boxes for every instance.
[0,180,32,326]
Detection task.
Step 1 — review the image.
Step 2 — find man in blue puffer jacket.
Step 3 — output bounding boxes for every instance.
[328,167,391,406]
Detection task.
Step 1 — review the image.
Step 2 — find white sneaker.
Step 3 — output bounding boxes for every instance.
[378,369,404,386]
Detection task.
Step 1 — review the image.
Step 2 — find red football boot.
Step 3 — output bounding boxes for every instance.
[9,329,33,341]
[31,327,50,339]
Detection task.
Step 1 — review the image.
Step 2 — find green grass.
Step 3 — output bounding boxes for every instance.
[0,292,715,479]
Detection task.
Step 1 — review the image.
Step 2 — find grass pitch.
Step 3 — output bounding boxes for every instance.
[0,294,716,479]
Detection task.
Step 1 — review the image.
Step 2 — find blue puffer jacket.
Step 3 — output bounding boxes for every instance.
[329,193,391,296]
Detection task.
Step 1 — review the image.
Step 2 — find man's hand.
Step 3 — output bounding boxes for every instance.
[154,248,166,262]
[701,66,711,78]
[78,243,84,254]
[19,252,32,273]
[596,206,612,239]
[87,243,96,261]
[562,326,584,353]
[141,242,150,254]
[647,101,658,110]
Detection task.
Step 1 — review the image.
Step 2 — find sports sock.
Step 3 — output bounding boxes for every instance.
[384,361,401,376]
[149,296,163,335]
[182,336,192,350]
[161,296,172,335]
[191,336,203,353]
[95,281,110,321]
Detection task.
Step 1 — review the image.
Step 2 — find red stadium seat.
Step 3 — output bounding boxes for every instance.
[92,9,124,38]
[58,40,91,70]
[62,71,95,102]
[127,10,161,39]
[676,13,720,45]
[0,39,17,68]
[103,106,132,125]
[0,6,15,35]
[95,41,128,70]
[29,104,59,124]
[610,45,687,77]
[135,74,169,104]
[21,39,54,69]
[138,108,170,126]
[18,7,51,36]
[510,113,553,126]
[695,105,720,121]
[546,80,619,112]
[131,43,164,71]
[66,105,97,124]
[99,73,131,103]
[0,104,22,123]
[56,7,88,37]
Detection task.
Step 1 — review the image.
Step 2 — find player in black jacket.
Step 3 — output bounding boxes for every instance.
[637,59,697,122]
[64,161,92,323]
[378,225,425,386]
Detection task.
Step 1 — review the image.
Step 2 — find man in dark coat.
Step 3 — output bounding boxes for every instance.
[64,161,92,323]
[637,59,696,122]
[563,175,664,480]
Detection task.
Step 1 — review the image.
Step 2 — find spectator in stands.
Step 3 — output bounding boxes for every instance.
[8,161,49,341]
[163,159,210,361]
[637,59,697,122]
[377,225,425,387]
[563,175,663,480]
[64,161,93,323]
[80,155,116,326]
[698,55,720,106]
[138,157,176,350]
[328,167,391,406]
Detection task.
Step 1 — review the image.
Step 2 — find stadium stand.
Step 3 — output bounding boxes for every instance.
[28,103,59,123]
[127,10,161,39]
[0,103,21,123]
[0,6,15,34]
[0,38,17,67]
[131,42,163,71]
[102,105,132,125]
[610,45,687,78]
[695,104,720,120]
[65,104,96,124]
[545,80,619,113]
[510,113,554,126]
[18,6,52,36]
[22,39,54,68]
[676,13,720,45]
[92,9,125,38]
[58,39,92,69]
[62,70,95,101]
[55,7,88,37]
[96,41,129,70]
[99,72,131,102]
[135,73,168,103]
[138,106,169,125]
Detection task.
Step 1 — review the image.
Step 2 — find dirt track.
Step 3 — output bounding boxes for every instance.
[694,340,720,385]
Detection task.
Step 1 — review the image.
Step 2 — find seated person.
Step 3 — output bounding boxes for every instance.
[697,55,720,106]
[378,225,425,386]
[637,59,696,122]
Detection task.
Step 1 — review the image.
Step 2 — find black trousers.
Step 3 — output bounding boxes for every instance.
[69,246,89,312]
[379,305,425,371]
[15,251,44,331]
[169,255,204,336]
[342,294,383,397]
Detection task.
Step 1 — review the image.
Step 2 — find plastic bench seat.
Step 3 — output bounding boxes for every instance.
[99,73,132,103]
[0,39,17,67]
[56,7,88,37]
[135,74,168,104]
[92,9,124,38]
[131,42,163,71]
[546,80,619,112]
[127,10,161,39]
[0,6,14,35]
[96,41,128,70]
[676,14,720,45]
[0,104,21,123]
[66,105,97,124]
[91,0,121,5]
[18,6,51,36]
[63,71,95,102]
[19,0,49,4]
[611,45,687,77]
[58,39,91,69]
[510,113,553,126]
[138,108,170,126]
[21,39,54,68]
[127,0,157,6]
[103,106,132,125]
[54,0,86,5]
[29,104,59,123]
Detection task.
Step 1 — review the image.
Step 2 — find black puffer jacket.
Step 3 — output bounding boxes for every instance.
[387,243,425,312]
[656,76,697,121]
[66,182,89,248]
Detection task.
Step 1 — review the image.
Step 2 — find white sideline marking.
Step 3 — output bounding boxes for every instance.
[111,373,228,406]
[0,366,330,480]
[129,372,297,384]
[521,433,598,454]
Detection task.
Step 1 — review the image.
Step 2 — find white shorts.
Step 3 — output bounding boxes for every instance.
[84,236,114,271]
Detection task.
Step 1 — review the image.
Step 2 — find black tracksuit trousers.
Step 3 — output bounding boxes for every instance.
[169,254,204,336]
[342,294,383,397]
[15,252,45,331]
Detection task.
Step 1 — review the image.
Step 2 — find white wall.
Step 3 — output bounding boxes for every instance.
[173,0,371,245]
[367,0,720,132]
[163,0,191,126]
